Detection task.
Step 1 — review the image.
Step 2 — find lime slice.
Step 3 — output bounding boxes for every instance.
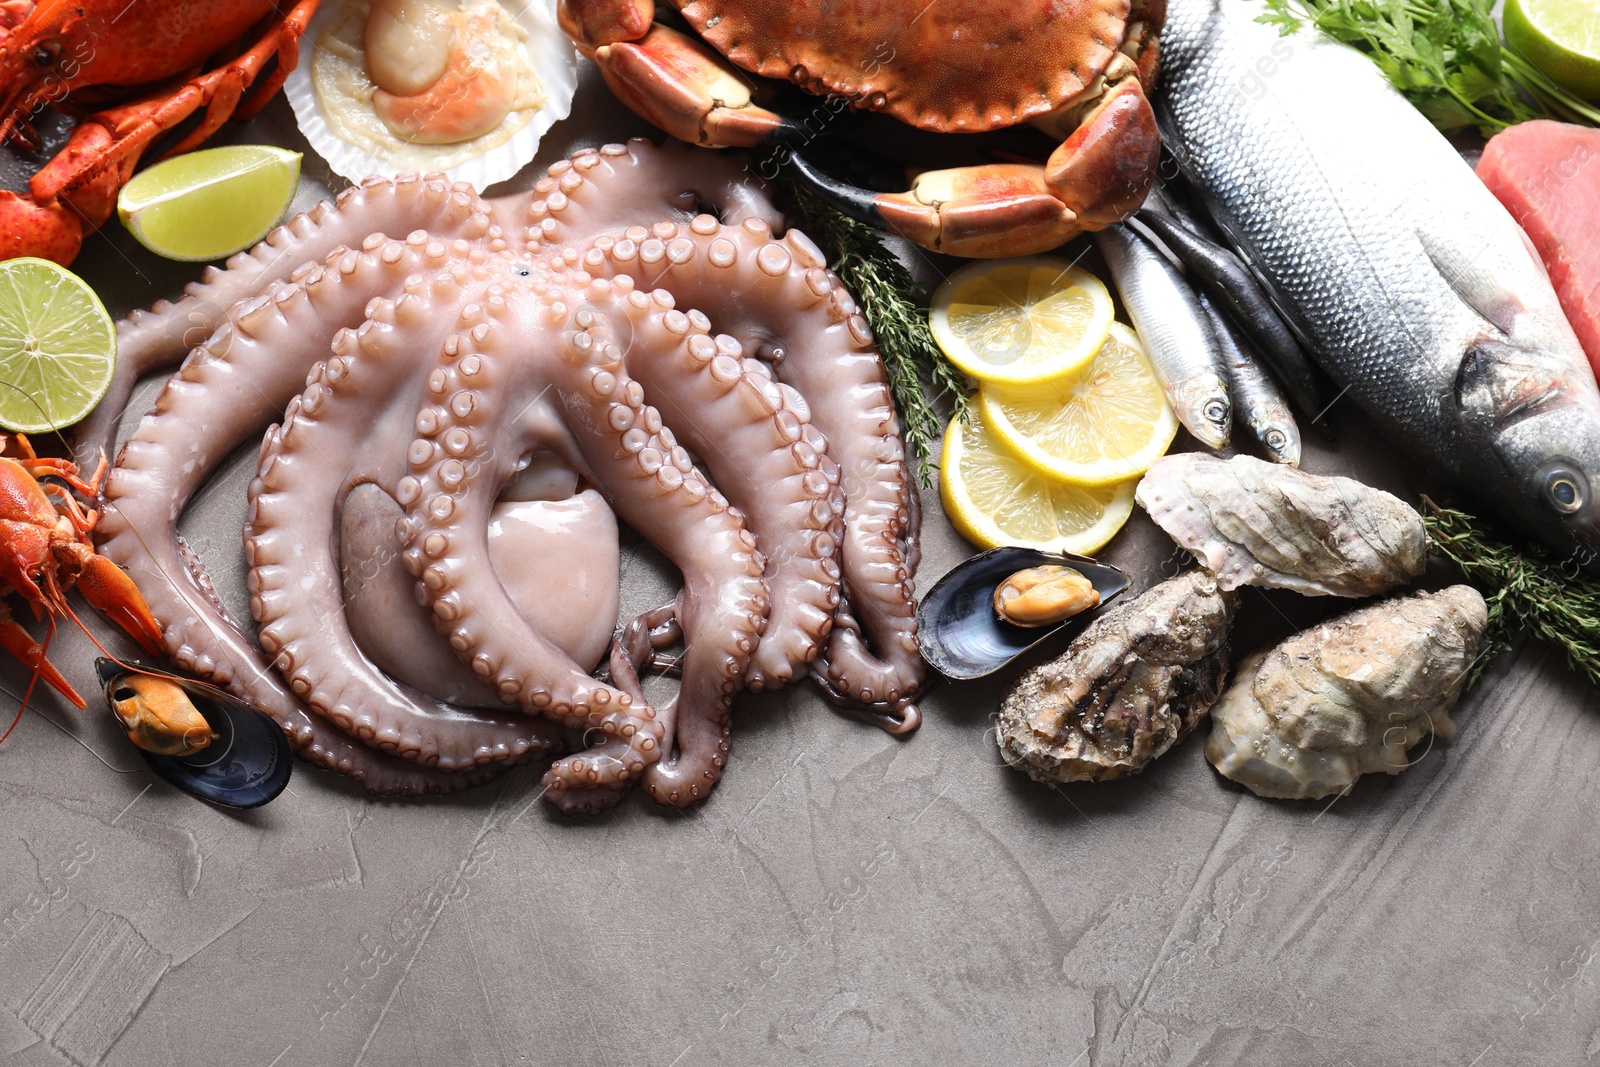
[0,258,116,434]
[118,145,302,262]
[939,409,1137,554]
[978,323,1179,487]
[929,256,1114,387]
[1505,0,1600,100]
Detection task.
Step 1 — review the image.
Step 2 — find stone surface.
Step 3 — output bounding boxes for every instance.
[0,73,1595,1067]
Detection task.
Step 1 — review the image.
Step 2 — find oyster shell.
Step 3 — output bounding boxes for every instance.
[996,571,1238,783]
[1135,453,1427,597]
[1205,585,1487,799]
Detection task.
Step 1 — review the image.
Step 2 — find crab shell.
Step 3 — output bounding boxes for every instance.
[674,0,1157,132]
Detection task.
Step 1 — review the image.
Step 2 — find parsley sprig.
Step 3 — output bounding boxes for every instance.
[1261,0,1600,133]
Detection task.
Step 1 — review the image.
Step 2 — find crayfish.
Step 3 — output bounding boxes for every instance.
[0,433,162,727]
[0,0,320,265]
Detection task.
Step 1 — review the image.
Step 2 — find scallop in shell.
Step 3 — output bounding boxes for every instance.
[1204,585,1487,800]
[995,571,1238,783]
[1135,453,1427,597]
[285,0,578,186]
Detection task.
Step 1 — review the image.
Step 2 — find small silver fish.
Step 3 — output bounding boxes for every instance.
[1159,0,1600,561]
[1094,223,1232,449]
[1195,287,1301,465]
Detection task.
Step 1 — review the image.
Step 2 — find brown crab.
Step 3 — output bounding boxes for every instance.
[558,0,1164,257]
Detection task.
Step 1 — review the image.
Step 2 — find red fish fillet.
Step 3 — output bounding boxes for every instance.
[1478,120,1600,377]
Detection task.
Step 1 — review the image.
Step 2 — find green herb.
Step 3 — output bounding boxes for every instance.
[779,181,969,481]
[1421,497,1600,687]
[1260,0,1600,133]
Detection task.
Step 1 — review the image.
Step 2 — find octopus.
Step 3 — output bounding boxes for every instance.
[1205,586,1487,799]
[86,139,927,810]
[995,571,1237,784]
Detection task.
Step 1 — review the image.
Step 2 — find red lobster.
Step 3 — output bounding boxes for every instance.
[0,0,320,265]
[0,434,163,717]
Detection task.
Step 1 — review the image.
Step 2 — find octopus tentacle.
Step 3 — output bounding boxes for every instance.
[394,275,667,811]
[244,279,563,770]
[567,219,849,691]
[78,175,500,463]
[99,234,532,789]
[571,216,927,725]
[83,141,782,465]
[507,139,781,254]
[398,276,767,809]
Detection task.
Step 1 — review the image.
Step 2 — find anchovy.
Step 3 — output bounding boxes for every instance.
[1094,223,1232,448]
[1157,0,1600,559]
[1195,288,1301,465]
[1132,205,1323,417]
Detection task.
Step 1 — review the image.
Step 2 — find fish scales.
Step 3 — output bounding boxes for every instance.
[1156,0,1600,556]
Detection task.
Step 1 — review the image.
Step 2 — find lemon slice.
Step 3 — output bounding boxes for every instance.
[929,255,1114,386]
[0,258,116,433]
[1506,0,1600,100]
[939,410,1136,554]
[978,322,1178,487]
[118,145,302,262]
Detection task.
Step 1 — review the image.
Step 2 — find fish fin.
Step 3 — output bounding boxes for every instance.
[1416,223,1527,337]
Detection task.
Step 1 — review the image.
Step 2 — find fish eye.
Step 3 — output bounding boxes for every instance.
[1544,469,1585,514]
[1265,430,1286,451]
[1203,400,1228,424]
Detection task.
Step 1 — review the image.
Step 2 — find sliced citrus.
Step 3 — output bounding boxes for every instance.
[978,322,1178,487]
[1505,0,1600,101]
[939,409,1136,554]
[0,258,116,434]
[929,255,1114,386]
[118,145,302,262]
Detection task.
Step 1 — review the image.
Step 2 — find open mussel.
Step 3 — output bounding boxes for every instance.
[916,548,1131,680]
[97,660,292,809]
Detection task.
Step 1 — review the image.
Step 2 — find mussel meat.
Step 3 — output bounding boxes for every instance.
[97,660,292,809]
[993,566,1100,628]
[109,674,218,757]
[917,548,1130,679]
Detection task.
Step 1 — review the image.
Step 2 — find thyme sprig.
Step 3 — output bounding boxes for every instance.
[779,182,969,482]
[1421,497,1600,687]
[1261,0,1600,133]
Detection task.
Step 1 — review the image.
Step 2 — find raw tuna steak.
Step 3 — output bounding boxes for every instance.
[1479,120,1600,376]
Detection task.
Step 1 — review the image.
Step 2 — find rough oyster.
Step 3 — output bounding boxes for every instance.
[1135,453,1427,597]
[996,571,1238,783]
[1205,586,1487,800]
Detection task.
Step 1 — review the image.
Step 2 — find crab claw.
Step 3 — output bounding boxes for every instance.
[0,190,84,265]
[0,602,83,708]
[73,553,165,657]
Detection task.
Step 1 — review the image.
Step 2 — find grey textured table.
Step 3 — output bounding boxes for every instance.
[0,70,1595,1067]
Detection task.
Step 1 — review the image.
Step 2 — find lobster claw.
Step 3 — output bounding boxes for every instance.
[0,602,82,708]
[74,553,165,657]
[0,189,85,266]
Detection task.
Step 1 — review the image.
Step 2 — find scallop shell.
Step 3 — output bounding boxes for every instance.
[1135,453,1427,597]
[285,0,579,186]
[995,571,1238,784]
[1204,585,1487,800]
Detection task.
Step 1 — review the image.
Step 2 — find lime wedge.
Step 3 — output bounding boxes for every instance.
[118,145,302,262]
[0,258,116,433]
[1505,0,1600,100]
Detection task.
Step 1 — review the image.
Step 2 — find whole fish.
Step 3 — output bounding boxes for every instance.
[1094,223,1233,449]
[1194,287,1301,465]
[1158,0,1600,560]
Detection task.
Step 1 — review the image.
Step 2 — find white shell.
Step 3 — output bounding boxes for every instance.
[1205,586,1487,799]
[1136,453,1427,597]
[285,0,579,187]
